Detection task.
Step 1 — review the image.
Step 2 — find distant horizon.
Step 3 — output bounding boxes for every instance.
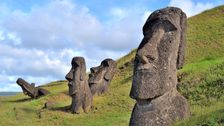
[0,91,20,96]
[0,91,21,92]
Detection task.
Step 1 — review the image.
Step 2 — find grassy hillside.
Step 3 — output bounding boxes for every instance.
[0,5,224,126]
[186,5,224,64]
[0,61,134,126]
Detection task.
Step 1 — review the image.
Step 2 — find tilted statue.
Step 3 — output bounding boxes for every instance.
[65,57,92,114]
[16,78,50,99]
[129,7,189,126]
[88,58,116,96]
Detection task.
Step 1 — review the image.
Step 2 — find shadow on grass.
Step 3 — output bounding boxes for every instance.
[21,107,37,113]
[40,80,66,87]
[9,97,33,103]
[48,105,71,113]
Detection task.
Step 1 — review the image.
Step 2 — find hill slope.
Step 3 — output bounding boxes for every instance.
[186,5,224,64]
[0,5,224,126]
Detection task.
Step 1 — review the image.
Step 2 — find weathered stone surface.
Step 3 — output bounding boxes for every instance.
[88,58,116,95]
[129,7,189,126]
[65,57,92,114]
[16,78,50,99]
[130,89,189,126]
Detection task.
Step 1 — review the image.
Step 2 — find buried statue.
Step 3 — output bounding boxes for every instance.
[88,58,117,96]
[16,78,50,99]
[129,7,189,126]
[65,57,93,114]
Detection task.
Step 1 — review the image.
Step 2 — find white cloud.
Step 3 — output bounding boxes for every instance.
[0,0,145,52]
[0,0,102,49]
[0,44,72,77]
[0,31,5,41]
[2,0,220,91]
[0,83,20,92]
[0,74,57,92]
[0,0,150,91]
[110,8,129,20]
[141,11,152,24]
[6,32,22,45]
[169,0,214,17]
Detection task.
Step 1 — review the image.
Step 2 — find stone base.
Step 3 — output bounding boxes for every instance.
[129,89,189,126]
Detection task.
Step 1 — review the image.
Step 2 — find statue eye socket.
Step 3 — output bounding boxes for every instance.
[146,55,156,62]
[90,68,96,73]
[101,61,109,67]
[91,66,101,73]
[72,62,79,67]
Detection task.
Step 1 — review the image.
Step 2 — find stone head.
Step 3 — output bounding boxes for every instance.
[65,57,86,96]
[88,58,116,85]
[16,78,38,98]
[130,7,186,100]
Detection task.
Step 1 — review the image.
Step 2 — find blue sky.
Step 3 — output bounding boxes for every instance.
[0,0,223,91]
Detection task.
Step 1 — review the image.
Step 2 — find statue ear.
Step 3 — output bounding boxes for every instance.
[104,62,116,81]
[176,12,187,69]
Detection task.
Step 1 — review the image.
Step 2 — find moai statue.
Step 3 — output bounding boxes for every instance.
[88,58,117,96]
[65,57,93,114]
[16,78,50,99]
[129,7,189,126]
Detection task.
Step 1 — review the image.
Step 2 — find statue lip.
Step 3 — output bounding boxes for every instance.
[134,99,154,111]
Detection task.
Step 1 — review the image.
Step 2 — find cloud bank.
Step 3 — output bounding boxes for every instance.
[0,0,146,91]
[0,0,223,91]
[169,0,223,17]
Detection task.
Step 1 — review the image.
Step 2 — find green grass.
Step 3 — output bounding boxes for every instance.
[0,62,135,126]
[175,102,224,126]
[1,5,224,126]
[185,5,224,64]
[175,57,224,126]
[178,57,224,105]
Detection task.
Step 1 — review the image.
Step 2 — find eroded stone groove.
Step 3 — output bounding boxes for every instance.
[129,7,189,126]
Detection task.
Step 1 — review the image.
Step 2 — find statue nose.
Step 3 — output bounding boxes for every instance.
[139,55,149,64]
[137,53,157,65]
[65,70,73,81]
[136,53,157,70]
[137,53,150,64]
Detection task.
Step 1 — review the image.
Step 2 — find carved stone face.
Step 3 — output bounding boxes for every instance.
[65,57,86,96]
[16,78,38,97]
[16,78,49,98]
[89,59,116,84]
[130,7,186,100]
[88,58,116,95]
